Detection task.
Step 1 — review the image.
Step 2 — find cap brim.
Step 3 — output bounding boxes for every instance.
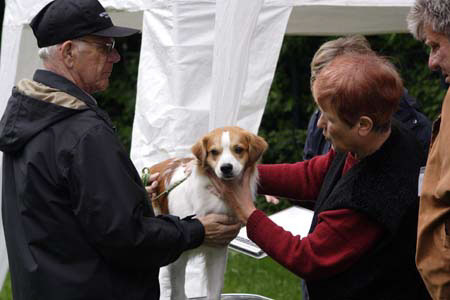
[92,25,140,38]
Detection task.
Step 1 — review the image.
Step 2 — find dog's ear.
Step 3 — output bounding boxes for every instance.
[248,133,268,164]
[192,136,209,167]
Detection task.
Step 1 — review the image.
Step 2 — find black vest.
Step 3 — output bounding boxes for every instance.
[306,121,429,300]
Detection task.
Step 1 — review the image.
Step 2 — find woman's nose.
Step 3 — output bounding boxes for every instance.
[317,112,326,129]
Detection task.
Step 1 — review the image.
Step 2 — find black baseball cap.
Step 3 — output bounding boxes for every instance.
[30,0,140,48]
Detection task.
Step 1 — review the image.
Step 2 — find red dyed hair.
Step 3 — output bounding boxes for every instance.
[314,53,403,132]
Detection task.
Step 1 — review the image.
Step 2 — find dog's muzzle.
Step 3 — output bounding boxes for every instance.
[220,163,235,179]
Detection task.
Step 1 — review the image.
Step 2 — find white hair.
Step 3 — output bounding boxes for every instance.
[38,44,60,60]
[407,0,450,40]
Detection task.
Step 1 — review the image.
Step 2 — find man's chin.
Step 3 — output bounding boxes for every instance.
[95,81,110,93]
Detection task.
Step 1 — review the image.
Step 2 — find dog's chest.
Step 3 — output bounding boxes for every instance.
[166,166,231,218]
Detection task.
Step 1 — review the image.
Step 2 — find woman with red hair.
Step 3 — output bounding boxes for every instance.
[215,52,430,299]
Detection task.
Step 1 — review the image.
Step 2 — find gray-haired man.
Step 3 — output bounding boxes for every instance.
[407,1,450,298]
[0,0,239,299]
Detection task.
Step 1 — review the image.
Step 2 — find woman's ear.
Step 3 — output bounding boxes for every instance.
[357,116,373,136]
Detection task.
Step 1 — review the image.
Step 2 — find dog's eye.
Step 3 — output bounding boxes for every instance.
[234,146,243,154]
[210,149,219,156]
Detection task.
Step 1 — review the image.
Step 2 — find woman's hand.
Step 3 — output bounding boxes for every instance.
[208,168,257,225]
[265,195,280,205]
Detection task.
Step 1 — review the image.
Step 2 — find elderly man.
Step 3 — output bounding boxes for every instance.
[0,0,239,299]
[408,1,450,298]
[213,52,430,299]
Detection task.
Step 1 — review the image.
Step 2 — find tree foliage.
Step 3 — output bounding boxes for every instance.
[94,35,141,153]
[97,33,446,212]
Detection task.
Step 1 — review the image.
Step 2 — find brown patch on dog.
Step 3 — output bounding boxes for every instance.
[192,136,210,169]
[148,157,194,214]
[245,131,268,166]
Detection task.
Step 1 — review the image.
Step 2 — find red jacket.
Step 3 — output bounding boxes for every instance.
[249,150,384,280]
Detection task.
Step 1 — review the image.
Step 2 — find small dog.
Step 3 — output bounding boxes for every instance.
[148,126,267,300]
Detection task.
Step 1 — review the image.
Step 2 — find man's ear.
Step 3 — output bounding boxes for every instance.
[191,136,209,167]
[60,41,75,68]
[357,116,373,136]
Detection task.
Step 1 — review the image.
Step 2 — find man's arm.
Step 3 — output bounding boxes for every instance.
[68,124,207,269]
[145,167,241,248]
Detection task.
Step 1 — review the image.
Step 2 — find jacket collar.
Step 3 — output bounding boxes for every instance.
[33,69,98,106]
[33,69,115,130]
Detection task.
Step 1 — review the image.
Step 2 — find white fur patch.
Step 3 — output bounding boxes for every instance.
[214,131,243,179]
[159,127,262,300]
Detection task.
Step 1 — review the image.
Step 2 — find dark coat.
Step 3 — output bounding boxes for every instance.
[307,121,429,300]
[0,70,204,300]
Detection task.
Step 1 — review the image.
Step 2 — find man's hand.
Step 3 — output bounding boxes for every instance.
[197,214,241,247]
[144,172,159,199]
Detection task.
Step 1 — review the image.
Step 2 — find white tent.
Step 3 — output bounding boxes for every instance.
[0,0,414,291]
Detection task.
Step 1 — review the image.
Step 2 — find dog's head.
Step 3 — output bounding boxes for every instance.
[191,126,268,180]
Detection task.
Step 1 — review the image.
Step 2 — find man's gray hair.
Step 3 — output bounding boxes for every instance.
[38,44,59,60]
[407,0,450,40]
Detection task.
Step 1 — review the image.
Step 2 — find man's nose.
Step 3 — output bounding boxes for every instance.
[109,48,121,63]
[428,52,439,71]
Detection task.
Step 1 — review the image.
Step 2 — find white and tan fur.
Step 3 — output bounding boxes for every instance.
[148,126,267,300]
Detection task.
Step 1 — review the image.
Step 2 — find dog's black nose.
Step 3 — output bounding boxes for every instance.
[220,163,233,175]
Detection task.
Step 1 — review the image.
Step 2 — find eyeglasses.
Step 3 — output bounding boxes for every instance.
[77,38,116,53]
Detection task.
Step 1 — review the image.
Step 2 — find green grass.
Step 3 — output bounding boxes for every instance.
[224,250,302,299]
[0,273,11,300]
[0,251,302,300]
